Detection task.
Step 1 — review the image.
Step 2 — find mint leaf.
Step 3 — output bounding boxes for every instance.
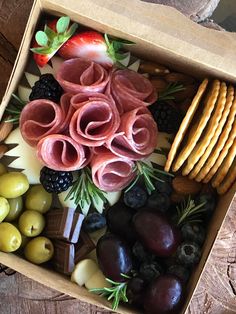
[56,16,70,33]
[66,23,78,37]
[35,31,48,47]
[44,25,56,41]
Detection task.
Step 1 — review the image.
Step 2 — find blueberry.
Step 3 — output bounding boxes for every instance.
[139,261,163,283]
[82,212,106,233]
[181,223,206,246]
[155,180,172,195]
[147,192,171,212]
[195,193,216,218]
[177,241,201,267]
[167,264,190,284]
[124,185,147,209]
[132,241,152,263]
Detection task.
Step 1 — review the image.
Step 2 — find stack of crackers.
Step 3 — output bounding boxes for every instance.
[165,78,236,195]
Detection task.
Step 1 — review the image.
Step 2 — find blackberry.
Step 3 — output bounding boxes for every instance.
[139,261,163,283]
[40,167,73,193]
[181,223,206,246]
[167,264,190,284]
[29,74,63,103]
[149,102,182,134]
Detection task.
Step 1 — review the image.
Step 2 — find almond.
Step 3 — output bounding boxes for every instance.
[139,61,169,76]
[0,120,13,142]
[0,144,8,159]
[150,78,168,92]
[164,72,195,84]
[172,175,202,195]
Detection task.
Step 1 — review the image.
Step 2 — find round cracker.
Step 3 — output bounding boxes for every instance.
[212,135,236,188]
[217,159,236,195]
[164,78,208,172]
[201,94,236,183]
[189,85,234,180]
[183,82,227,176]
[172,80,220,173]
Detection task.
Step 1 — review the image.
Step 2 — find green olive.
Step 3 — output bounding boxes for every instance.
[0,197,10,223]
[25,185,52,214]
[24,236,54,264]
[0,222,22,252]
[0,172,29,198]
[18,210,45,237]
[4,196,23,222]
[0,163,7,176]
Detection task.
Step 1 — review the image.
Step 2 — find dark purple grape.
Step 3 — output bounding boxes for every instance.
[139,261,163,283]
[167,264,190,284]
[147,192,171,212]
[144,275,184,314]
[96,233,133,282]
[176,241,201,267]
[82,212,106,233]
[181,223,206,246]
[127,276,146,306]
[133,211,181,257]
[124,185,147,209]
[106,203,136,244]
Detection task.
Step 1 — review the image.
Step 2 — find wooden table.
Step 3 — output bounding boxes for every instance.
[0,1,236,313]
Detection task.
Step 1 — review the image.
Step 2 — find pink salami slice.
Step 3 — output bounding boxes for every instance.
[91,152,136,192]
[106,69,157,114]
[69,93,120,147]
[37,134,92,171]
[106,107,158,160]
[57,58,110,94]
[20,99,64,146]
[60,93,76,131]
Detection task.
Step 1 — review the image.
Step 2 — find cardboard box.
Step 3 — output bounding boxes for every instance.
[1,0,236,313]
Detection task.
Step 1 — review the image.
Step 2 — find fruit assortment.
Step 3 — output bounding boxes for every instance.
[0,14,222,314]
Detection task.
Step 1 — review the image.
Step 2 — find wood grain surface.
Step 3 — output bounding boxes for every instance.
[0,0,236,313]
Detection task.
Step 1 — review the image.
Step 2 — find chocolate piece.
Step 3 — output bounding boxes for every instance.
[74,231,96,264]
[44,207,75,240]
[69,212,84,243]
[52,240,75,275]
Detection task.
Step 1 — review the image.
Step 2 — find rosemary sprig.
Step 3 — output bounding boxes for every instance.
[5,94,27,125]
[176,195,207,226]
[65,167,107,215]
[126,161,174,195]
[158,82,185,102]
[90,274,130,310]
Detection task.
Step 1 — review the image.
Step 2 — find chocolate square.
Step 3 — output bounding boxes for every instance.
[74,231,95,264]
[52,240,75,275]
[69,212,84,243]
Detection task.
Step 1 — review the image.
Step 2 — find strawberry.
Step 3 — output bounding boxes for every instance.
[31,16,78,67]
[58,32,133,68]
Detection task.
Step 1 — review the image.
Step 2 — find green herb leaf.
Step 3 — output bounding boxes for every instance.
[5,94,27,126]
[56,16,70,34]
[66,22,78,37]
[35,31,49,47]
[126,161,173,195]
[90,275,130,310]
[158,82,185,102]
[65,167,107,215]
[176,195,207,226]
[44,25,57,40]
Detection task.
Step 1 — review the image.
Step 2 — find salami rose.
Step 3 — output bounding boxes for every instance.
[20,99,64,146]
[37,134,92,171]
[106,107,158,160]
[91,152,136,192]
[60,93,76,131]
[69,93,120,147]
[57,58,110,94]
[106,69,157,114]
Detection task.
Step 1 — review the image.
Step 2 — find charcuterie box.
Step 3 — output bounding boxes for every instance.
[1,0,236,313]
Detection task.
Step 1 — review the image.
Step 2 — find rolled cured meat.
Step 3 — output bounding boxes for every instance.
[69,92,120,147]
[20,99,64,146]
[60,93,76,131]
[37,134,92,171]
[106,107,158,160]
[106,69,157,114]
[57,58,110,94]
[91,152,136,192]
